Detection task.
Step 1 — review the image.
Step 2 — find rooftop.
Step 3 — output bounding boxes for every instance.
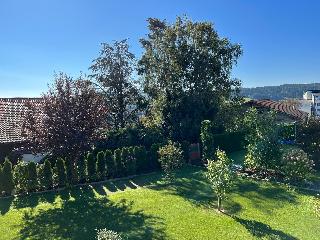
[0,98,42,143]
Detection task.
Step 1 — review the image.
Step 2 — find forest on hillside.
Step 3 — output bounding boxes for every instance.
[241,83,320,100]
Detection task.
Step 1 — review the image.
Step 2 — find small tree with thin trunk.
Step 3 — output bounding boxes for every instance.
[206,149,235,211]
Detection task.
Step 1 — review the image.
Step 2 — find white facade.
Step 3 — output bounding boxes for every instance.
[303,91,313,100]
[312,93,320,117]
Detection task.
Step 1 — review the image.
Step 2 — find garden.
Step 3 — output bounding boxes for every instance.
[0,16,320,240]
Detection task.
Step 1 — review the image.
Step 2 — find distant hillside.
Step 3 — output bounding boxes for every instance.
[241,83,320,100]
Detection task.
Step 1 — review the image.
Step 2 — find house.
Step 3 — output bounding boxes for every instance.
[303,90,320,100]
[244,99,308,122]
[0,98,45,162]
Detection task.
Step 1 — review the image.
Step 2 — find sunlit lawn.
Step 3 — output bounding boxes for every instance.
[0,166,319,240]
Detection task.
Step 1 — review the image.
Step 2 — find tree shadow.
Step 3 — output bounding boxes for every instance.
[0,196,14,215]
[232,216,298,240]
[18,186,166,240]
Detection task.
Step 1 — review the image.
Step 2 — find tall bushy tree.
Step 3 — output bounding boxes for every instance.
[2,159,14,195]
[86,153,97,182]
[126,146,136,176]
[120,147,130,176]
[54,158,67,187]
[38,160,53,190]
[90,39,143,129]
[105,150,115,178]
[138,16,242,142]
[22,73,107,166]
[26,162,38,192]
[206,149,235,211]
[13,161,28,193]
[65,159,78,185]
[96,151,106,180]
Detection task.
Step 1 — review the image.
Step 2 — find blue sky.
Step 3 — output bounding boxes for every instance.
[1,0,320,97]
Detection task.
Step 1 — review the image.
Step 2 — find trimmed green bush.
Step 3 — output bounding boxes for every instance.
[213,131,246,153]
[65,160,78,185]
[158,141,183,180]
[127,146,136,176]
[0,166,3,194]
[96,151,106,180]
[38,160,53,190]
[86,153,97,182]
[26,162,38,192]
[2,159,14,195]
[78,155,87,183]
[121,147,130,176]
[13,161,28,193]
[114,148,123,177]
[149,143,162,171]
[54,158,67,187]
[105,150,115,178]
[134,146,147,174]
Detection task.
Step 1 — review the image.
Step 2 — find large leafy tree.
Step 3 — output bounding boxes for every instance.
[22,73,107,164]
[138,16,242,142]
[90,39,143,130]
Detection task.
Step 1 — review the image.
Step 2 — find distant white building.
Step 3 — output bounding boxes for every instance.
[311,93,320,117]
[303,90,320,100]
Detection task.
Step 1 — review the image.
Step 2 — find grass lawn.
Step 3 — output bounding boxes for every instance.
[0,166,319,240]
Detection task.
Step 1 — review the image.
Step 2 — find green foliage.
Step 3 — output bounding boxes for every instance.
[138,16,242,142]
[114,149,123,177]
[279,124,295,141]
[90,40,142,129]
[2,159,14,195]
[134,146,148,173]
[244,139,281,171]
[212,132,246,153]
[105,150,115,178]
[54,158,67,187]
[77,155,87,183]
[38,160,53,190]
[158,141,183,180]
[96,151,106,180]
[126,146,136,176]
[181,141,190,163]
[206,149,235,210]
[26,162,38,192]
[281,149,314,182]
[201,120,215,160]
[297,119,320,170]
[149,143,162,171]
[65,160,78,185]
[13,161,28,193]
[86,153,97,182]
[96,229,123,240]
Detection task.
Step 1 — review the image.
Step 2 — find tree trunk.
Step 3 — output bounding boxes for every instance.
[217,196,222,211]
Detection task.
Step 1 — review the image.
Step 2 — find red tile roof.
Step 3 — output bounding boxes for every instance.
[0,98,42,143]
[247,99,308,120]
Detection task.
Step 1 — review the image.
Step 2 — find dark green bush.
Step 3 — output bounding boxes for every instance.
[13,161,28,193]
[121,147,130,176]
[86,153,97,182]
[213,131,246,153]
[105,150,115,178]
[38,160,53,190]
[54,158,67,187]
[26,162,38,192]
[200,120,215,160]
[65,160,78,185]
[279,124,295,141]
[134,146,148,174]
[77,155,87,183]
[127,146,136,176]
[96,151,106,180]
[114,149,123,177]
[181,140,190,163]
[2,159,14,195]
[148,143,162,171]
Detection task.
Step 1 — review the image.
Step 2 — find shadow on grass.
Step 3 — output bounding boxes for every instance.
[232,216,298,240]
[18,186,166,240]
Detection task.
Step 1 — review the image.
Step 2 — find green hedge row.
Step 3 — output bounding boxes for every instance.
[212,131,246,153]
[0,144,164,196]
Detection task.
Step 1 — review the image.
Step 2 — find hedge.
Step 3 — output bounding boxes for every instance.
[212,131,246,153]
